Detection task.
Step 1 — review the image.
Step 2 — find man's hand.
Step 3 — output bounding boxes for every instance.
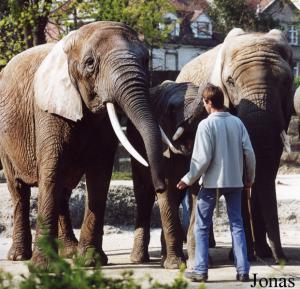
[177,180,188,190]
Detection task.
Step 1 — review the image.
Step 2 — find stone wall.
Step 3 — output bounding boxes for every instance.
[280,115,300,173]
[0,181,161,237]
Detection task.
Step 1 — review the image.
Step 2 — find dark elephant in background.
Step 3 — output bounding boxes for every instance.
[0,21,167,268]
[177,28,294,263]
[127,80,208,268]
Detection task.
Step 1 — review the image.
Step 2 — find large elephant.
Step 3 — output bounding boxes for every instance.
[0,21,166,268]
[176,28,294,263]
[127,80,208,268]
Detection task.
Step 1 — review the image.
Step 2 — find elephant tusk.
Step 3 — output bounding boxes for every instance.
[106,103,149,167]
[159,126,183,155]
[172,126,184,141]
[280,130,291,154]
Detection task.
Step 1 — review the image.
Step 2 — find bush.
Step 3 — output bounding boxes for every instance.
[0,232,198,289]
[294,76,300,88]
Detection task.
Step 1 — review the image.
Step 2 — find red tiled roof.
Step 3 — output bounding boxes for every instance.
[246,0,274,9]
[170,0,209,11]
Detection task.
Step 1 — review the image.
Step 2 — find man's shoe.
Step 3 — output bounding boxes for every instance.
[236,273,250,282]
[184,271,208,282]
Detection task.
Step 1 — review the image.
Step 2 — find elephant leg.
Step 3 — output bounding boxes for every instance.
[58,188,78,258]
[2,157,32,261]
[78,144,117,266]
[156,180,186,269]
[252,153,286,263]
[130,159,155,263]
[251,190,272,259]
[186,189,196,269]
[241,188,256,261]
[32,173,62,269]
[78,163,113,266]
[255,181,286,263]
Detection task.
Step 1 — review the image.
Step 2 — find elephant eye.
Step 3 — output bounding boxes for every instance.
[227,76,235,87]
[85,57,95,72]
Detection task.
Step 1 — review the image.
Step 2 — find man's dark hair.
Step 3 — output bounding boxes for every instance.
[202,83,224,109]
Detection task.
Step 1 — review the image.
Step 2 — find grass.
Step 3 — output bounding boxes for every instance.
[111,172,132,180]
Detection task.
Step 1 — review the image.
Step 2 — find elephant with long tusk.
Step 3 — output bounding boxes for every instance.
[56,80,208,269]
[0,21,167,269]
[126,80,208,269]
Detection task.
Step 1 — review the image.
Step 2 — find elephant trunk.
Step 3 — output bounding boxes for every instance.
[106,55,165,192]
[120,95,165,193]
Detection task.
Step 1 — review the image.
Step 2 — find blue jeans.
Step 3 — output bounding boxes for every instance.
[181,189,190,235]
[194,187,249,274]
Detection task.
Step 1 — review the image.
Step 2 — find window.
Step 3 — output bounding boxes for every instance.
[293,61,299,77]
[287,25,298,45]
[170,21,180,37]
[159,20,180,37]
[191,21,211,38]
[165,51,178,71]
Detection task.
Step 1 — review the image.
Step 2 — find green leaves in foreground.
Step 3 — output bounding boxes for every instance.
[0,232,194,289]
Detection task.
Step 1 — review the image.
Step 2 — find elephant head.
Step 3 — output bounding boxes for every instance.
[150,80,208,156]
[34,21,165,192]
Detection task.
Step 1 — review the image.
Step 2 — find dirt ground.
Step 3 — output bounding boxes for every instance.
[0,174,300,288]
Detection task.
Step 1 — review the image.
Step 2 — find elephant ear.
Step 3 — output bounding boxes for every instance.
[34,31,83,122]
[209,28,245,107]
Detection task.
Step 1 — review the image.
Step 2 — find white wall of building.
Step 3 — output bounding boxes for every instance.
[152,45,206,71]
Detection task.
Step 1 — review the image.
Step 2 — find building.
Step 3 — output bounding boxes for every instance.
[152,1,221,73]
[256,0,300,77]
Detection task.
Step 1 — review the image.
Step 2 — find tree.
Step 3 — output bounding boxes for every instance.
[0,0,175,69]
[207,0,280,37]
[0,0,55,67]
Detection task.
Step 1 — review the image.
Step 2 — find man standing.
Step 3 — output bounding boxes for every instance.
[177,84,255,283]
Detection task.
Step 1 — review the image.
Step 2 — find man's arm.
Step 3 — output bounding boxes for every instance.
[242,124,256,187]
[180,122,213,186]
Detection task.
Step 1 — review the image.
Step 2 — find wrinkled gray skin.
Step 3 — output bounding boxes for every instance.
[127,80,208,268]
[177,28,294,263]
[0,21,165,269]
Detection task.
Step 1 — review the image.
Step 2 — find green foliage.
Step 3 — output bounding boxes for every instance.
[0,0,54,67]
[0,0,174,69]
[0,232,192,289]
[207,0,280,36]
[111,172,132,180]
[294,76,300,88]
[0,269,14,289]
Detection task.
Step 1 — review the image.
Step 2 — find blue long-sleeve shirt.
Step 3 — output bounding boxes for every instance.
[181,112,256,188]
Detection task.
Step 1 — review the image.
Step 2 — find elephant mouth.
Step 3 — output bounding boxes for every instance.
[161,125,194,157]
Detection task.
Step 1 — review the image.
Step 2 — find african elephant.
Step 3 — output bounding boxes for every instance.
[0,21,166,268]
[177,28,294,263]
[127,80,208,268]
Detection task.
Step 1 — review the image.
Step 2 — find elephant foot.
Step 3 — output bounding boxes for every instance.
[130,249,150,263]
[187,258,194,270]
[272,251,288,265]
[77,246,108,267]
[31,249,51,271]
[58,237,78,258]
[7,242,32,261]
[161,255,186,269]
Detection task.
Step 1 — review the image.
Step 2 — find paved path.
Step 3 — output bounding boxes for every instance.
[0,175,300,288]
